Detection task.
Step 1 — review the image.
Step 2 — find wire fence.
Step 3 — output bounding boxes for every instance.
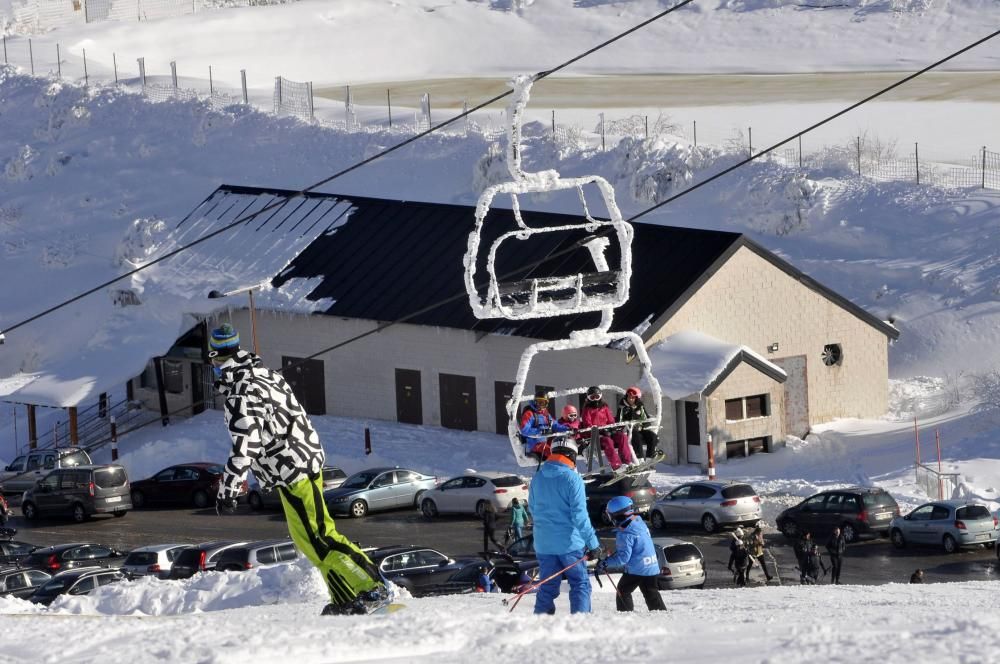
[916,463,961,500]
[1,33,998,193]
[7,0,295,31]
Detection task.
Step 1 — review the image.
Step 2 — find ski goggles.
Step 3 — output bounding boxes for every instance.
[534,397,549,408]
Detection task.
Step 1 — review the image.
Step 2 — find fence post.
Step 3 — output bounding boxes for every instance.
[110,415,118,461]
[83,48,88,87]
[551,109,555,138]
[798,134,803,169]
[935,428,942,499]
[644,115,648,139]
[914,142,920,185]
[913,416,921,485]
[113,52,118,84]
[856,136,862,176]
[462,99,469,133]
[308,81,314,120]
[693,120,697,148]
[748,126,753,157]
[387,88,392,128]
[56,43,61,77]
[137,57,145,88]
[29,38,34,75]
[600,112,605,151]
[364,427,372,455]
[240,69,247,104]
[170,60,177,89]
[208,65,213,95]
[345,84,351,129]
[983,146,987,189]
[706,434,716,480]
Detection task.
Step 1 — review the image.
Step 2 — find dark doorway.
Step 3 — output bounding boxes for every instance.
[494,381,515,434]
[440,373,477,431]
[535,385,556,418]
[395,369,423,425]
[281,356,327,415]
[684,401,701,446]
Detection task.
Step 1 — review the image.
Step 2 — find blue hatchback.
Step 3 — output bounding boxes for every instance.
[324,467,439,518]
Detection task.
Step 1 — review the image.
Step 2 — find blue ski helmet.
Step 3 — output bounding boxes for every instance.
[606,495,634,516]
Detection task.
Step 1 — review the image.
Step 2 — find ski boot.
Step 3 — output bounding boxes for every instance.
[321,585,392,616]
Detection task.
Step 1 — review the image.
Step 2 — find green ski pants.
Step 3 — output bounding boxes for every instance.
[279,475,382,604]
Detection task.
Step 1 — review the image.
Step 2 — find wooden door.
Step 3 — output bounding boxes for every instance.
[439,373,477,431]
[395,369,423,425]
[494,381,515,434]
[281,356,327,415]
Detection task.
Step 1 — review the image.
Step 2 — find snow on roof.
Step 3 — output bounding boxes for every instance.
[648,330,786,401]
[0,188,350,408]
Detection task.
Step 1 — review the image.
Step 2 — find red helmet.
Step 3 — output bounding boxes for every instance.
[561,405,578,419]
[626,386,642,399]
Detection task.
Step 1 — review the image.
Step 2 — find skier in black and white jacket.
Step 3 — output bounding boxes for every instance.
[209,323,388,615]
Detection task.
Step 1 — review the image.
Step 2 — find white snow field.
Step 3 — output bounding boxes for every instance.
[1,0,1000,661]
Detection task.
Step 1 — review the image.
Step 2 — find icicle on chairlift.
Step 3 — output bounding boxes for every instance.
[463,74,635,321]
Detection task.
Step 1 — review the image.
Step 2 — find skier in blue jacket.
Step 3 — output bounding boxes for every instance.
[599,496,666,612]
[520,391,569,460]
[529,438,604,614]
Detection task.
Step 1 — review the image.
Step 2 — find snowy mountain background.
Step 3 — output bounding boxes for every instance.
[1,0,1000,660]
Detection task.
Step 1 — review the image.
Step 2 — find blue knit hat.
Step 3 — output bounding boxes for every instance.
[209,323,240,359]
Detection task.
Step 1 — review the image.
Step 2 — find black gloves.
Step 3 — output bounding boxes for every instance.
[215,496,238,515]
[586,546,606,562]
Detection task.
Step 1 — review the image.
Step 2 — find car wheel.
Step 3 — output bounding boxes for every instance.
[650,510,666,530]
[192,490,210,509]
[413,490,426,508]
[701,513,718,534]
[421,498,438,518]
[475,500,489,519]
[71,503,88,523]
[248,492,263,511]
[890,528,906,549]
[350,499,368,518]
[131,490,145,509]
[943,534,958,554]
[779,519,799,539]
[841,523,859,543]
[113,511,127,519]
[696,583,705,589]
[22,501,38,521]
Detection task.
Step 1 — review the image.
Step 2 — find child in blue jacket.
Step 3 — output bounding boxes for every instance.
[599,496,666,612]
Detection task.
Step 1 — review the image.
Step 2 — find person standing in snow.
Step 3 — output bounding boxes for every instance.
[728,533,752,587]
[793,531,813,582]
[825,527,847,585]
[208,323,388,616]
[520,391,568,461]
[615,386,659,461]
[481,501,504,554]
[581,386,634,472]
[509,497,530,543]
[598,496,666,612]
[801,543,826,585]
[748,524,773,583]
[529,437,604,615]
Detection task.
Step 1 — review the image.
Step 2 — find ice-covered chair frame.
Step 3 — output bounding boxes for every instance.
[505,330,663,468]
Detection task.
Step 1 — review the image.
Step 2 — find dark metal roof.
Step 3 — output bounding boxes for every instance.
[215,184,897,341]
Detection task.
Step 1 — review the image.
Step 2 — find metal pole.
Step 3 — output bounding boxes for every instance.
[27,404,37,449]
[856,136,862,176]
[983,146,987,189]
[170,60,177,89]
[209,65,213,95]
[427,93,431,127]
[913,416,921,485]
[693,120,697,148]
[644,115,648,139]
[113,52,118,84]
[551,109,555,138]
[56,43,61,77]
[240,69,247,104]
[110,416,118,461]
[387,89,392,128]
[308,81,314,120]
[748,126,753,157]
[29,39,34,75]
[600,112,605,151]
[248,289,259,355]
[137,57,145,88]
[706,434,716,480]
[798,134,803,169]
[914,142,920,184]
[83,48,88,86]
[935,428,942,499]
[364,427,372,455]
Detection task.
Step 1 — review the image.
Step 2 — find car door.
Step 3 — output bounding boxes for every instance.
[366,473,396,512]
[172,467,203,504]
[901,504,935,543]
[687,484,717,521]
[68,576,97,597]
[413,549,455,584]
[147,468,176,504]
[821,493,846,532]
[925,504,952,544]
[2,455,26,490]
[795,494,829,533]
[2,572,27,597]
[660,485,693,522]
[434,478,464,512]
[388,471,415,508]
[461,477,488,513]
[33,471,62,515]
[19,452,48,493]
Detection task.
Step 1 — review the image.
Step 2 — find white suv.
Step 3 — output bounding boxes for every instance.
[650,481,762,533]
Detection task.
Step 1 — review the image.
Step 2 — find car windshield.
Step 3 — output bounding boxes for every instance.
[61,450,91,467]
[203,465,224,475]
[956,505,992,520]
[124,552,158,566]
[720,485,756,499]
[38,578,70,593]
[663,544,702,564]
[341,472,378,489]
[862,493,898,509]
[94,467,127,488]
[491,476,523,488]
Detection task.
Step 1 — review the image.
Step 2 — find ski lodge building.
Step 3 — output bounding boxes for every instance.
[129,185,898,465]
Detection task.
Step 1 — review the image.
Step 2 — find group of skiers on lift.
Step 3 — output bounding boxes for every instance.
[519,385,659,472]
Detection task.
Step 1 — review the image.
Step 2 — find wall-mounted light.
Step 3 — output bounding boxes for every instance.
[767,342,779,353]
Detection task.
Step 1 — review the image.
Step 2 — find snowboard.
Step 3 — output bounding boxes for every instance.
[597,450,666,487]
[370,602,406,616]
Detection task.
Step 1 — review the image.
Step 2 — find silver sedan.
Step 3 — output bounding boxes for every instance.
[650,481,762,533]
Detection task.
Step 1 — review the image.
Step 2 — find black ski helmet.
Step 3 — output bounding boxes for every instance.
[586,386,602,402]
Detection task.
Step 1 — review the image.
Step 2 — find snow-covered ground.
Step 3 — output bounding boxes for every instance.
[2,0,1000,660]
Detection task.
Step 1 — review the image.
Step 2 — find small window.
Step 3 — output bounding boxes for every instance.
[155,469,176,482]
[745,396,768,418]
[139,360,157,389]
[668,486,692,500]
[276,544,298,562]
[803,495,827,510]
[663,544,701,564]
[689,485,717,500]
[69,577,96,595]
[38,473,60,491]
[720,485,757,500]
[371,473,394,488]
[256,547,277,564]
[909,505,934,521]
[822,343,843,367]
[42,454,56,470]
[162,360,184,394]
[26,455,43,471]
[930,506,951,521]
[440,478,464,491]
[415,550,447,566]
[395,471,418,483]
[25,570,50,585]
[465,478,487,489]
[490,476,524,488]
[5,573,26,590]
[724,399,743,421]
[6,456,26,473]
[956,505,992,520]
[125,552,158,566]
[97,573,118,586]
[60,450,91,467]
[725,440,747,458]
[94,467,127,489]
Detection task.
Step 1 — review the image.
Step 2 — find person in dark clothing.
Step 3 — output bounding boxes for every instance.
[481,502,504,553]
[615,386,659,460]
[727,530,751,587]
[825,527,847,584]
[793,532,813,583]
[0,489,9,527]
[747,524,773,583]
[801,543,826,585]
[910,569,925,584]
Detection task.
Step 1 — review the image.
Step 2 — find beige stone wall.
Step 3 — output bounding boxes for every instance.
[705,362,785,464]
[649,246,890,425]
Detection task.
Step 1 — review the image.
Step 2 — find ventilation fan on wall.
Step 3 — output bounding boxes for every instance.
[821,343,843,367]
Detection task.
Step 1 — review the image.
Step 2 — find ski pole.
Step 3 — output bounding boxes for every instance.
[604,569,623,599]
[502,555,587,613]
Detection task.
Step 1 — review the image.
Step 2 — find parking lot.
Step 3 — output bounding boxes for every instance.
[5,500,997,590]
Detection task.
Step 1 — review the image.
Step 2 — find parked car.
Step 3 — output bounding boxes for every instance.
[583,472,657,525]
[168,541,248,579]
[647,537,706,590]
[366,545,478,596]
[0,567,51,599]
[21,464,131,522]
[776,487,900,542]
[29,567,125,606]
[0,448,93,495]
[130,463,239,509]
[325,468,439,518]
[0,538,38,566]
[121,544,190,579]
[416,554,540,597]
[419,471,529,518]
[248,467,347,511]
[889,500,998,553]
[650,481,761,534]
[214,539,299,571]
[19,543,129,574]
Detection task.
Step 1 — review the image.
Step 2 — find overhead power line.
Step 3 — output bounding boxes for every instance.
[0,0,696,339]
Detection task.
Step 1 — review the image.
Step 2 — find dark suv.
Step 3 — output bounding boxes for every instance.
[169,541,248,579]
[22,465,131,522]
[583,472,657,525]
[776,487,900,542]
